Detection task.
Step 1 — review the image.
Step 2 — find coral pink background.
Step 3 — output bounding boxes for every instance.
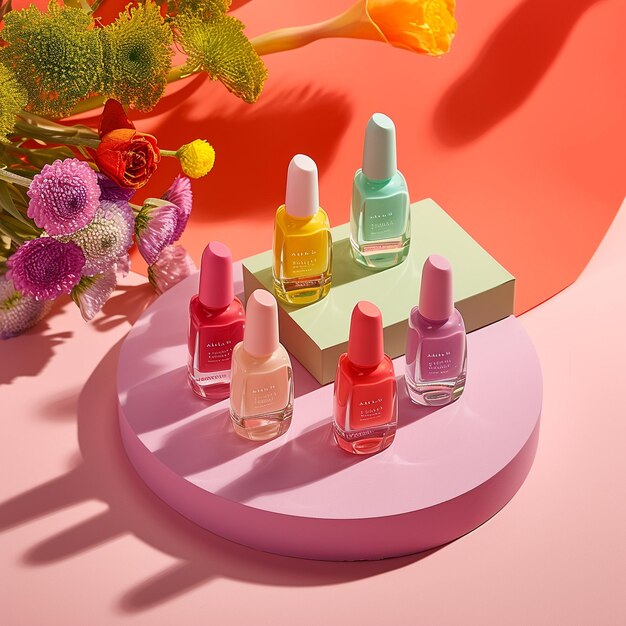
[2,1,626,623]
[78,0,625,314]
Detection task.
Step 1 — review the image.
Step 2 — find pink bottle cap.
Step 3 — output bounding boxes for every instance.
[285,154,319,218]
[243,290,279,357]
[419,255,454,322]
[347,301,385,368]
[198,241,234,309]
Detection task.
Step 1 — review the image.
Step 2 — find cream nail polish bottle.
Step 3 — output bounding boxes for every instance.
[229,289,294,441]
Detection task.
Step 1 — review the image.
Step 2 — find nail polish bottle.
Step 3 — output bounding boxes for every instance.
[333,301,398,455]
[350,113,410,269]
[405,255,467,406]
[272,154,332,306]
[188,242,245,400]
[229,289,294,441]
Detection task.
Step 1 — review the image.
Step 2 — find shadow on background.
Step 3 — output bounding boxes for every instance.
[0,298,71,386]
[434,0,602,146]
[0,282,155,385]
[216,381,437,504]
[0,341,432,613]
[175,86,352,221]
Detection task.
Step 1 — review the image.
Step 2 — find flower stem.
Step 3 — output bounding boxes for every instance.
[89,0,106,13]
[0,169,33,188]
[249,4,383,55]
[69,64,200,116]
[0,221,25,246]
[160,149,178,157]
[250,19,340,56]
[14,117,100,150]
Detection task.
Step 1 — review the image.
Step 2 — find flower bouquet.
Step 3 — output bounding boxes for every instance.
[0,0,457,338]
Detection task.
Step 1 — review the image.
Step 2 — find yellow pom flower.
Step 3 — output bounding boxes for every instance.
[176,140,216,179]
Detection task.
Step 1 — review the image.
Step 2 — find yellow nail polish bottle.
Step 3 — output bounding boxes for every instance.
[272,154,332,306]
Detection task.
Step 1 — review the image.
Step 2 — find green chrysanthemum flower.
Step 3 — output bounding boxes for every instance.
[0,64,27,143]
[101,2,173,111]
[1,1,103,117]
[175,0,231,19]
[175,13,267,104]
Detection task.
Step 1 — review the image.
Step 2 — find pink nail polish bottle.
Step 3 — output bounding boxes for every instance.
[405,255,467,406]
[229,289,294,441]
[333,301,398,455]
[187,242,245,400]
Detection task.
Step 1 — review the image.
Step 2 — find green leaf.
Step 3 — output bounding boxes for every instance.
[0,183,33,230]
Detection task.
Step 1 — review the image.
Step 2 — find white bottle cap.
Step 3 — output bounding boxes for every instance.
[362,113,397,181]
[285,154,319,218]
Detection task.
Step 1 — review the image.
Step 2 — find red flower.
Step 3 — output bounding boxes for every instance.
[94,100,161,189]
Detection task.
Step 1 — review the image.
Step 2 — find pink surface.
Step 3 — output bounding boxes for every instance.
[2,199,626,620]
[117,273,541,558]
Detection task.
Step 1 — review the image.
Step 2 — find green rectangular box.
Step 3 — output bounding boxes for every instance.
[242,199,515,385]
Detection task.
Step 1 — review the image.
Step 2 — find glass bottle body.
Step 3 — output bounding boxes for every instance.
[333,354,398,455]
[350,170,410,270]
[229,343,294,441]
[405,308,467,406]
[187,296,245,400]
[272,205,332,306]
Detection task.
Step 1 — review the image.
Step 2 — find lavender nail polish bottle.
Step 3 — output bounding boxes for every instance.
[405,255,467,406]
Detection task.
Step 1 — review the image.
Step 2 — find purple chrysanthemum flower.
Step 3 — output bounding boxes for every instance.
[6,237,85,300]
[0,275,53,339]
[71,268,117,321]
[27,158,100,236]
[96,173,135,203]
[115,253,131,277]
[162,175,192,243]
[148,244,197,295]
[135,199,178,265]
[69,200,135,276]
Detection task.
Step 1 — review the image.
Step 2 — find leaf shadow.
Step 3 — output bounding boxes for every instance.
[433,0,603,146]
[0,340,432,615]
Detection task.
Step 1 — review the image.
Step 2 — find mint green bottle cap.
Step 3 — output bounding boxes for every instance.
[362,113,397,181]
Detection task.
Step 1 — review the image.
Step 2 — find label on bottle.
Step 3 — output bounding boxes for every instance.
[347,379,396,431]
[419,335,465,382]
[362,194,408,242]
[243,368,290,416]
[191,322,244,386]
[282,233,329,278]
[192,368,231,386]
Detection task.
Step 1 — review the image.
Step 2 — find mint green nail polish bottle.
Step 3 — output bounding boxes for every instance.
[350,113,410,270]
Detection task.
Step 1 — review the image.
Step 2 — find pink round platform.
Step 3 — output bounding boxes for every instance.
[117,267,542,561]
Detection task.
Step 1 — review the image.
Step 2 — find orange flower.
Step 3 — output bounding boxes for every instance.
[366,0,457,56]
[251,0,457,58]
[94,100,161,189]
[96,129,161,189]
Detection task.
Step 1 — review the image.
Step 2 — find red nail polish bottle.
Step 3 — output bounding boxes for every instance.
[333,301,398,454]
[188,241,245,400]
